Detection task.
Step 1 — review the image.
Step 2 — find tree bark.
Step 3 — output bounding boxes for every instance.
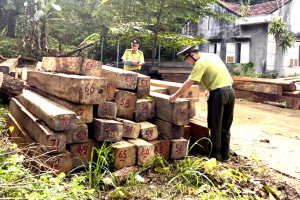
[56,42,95,57]
[151,5,164,66]
[6,9,17,38]
[40,16,48,51]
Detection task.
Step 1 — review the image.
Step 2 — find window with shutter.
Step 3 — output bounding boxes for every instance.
[226,43,235,63]
[241,42,250,63]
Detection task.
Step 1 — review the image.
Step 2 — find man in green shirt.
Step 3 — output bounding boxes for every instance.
[122,39,145,71]
[169,44,235,161]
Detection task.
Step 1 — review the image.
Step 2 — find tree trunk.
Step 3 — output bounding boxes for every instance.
[151,7,163,66]
[40,16,48,51]
[6,10,17,38]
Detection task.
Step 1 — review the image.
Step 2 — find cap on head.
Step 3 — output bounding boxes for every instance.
[131,39,140,46]
[177,44,200,59]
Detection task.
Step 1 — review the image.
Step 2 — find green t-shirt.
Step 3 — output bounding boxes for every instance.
[121,49,145,71]
[189,53,233,91]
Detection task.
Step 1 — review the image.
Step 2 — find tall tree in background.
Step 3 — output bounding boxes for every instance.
[97,0,235,65]
[0,0,25,37]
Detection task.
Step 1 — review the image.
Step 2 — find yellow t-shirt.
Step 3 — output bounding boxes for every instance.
[121,49,145,71]
[189,53,233,91]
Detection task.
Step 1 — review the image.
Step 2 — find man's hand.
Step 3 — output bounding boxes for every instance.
[132,61,139,65]
[204,90,210,100]
[169,94,178,103]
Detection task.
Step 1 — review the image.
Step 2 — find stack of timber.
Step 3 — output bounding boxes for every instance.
[232,76,300,110]
[149,79,207,154]
[7,58,196,175]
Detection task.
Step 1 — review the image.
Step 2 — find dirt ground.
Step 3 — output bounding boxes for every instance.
[194,91,300,194]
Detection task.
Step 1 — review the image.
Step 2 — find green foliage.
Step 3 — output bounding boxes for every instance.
[0,135,95,199]
[241,61,254,74]
[268,17,296,53]
[0,35,26,58]
[259,70,279,79]
[84,142,115,189]
[0,104,9,133]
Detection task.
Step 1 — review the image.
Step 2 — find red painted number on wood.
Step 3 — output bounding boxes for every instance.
[172,127,176,137]
[118,150,127,159]
[103,104,112,113]
[105,126,114,137]
[50,139,60,147]
[78,145,88,156]
[85,83,96,95]
[154,146,163,154]
[124,126,133,136]
[179,109,187,117]
[175,144,183,153]
[60,118,71,129]
[120,98,130,108]
[50,159,61,170]
[141,148,150,156]
[86,61,94,70]
[77,131,87,139]
[125,74,133,82]
[140,79,149,88]
[141,103,149,113]
[145,129,153,139]
[75,108,84,117]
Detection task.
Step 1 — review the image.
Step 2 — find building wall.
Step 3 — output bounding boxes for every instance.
[240,24,268,73]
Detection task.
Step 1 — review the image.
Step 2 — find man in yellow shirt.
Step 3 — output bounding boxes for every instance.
[169,44,235,162]
[122,39,145,71]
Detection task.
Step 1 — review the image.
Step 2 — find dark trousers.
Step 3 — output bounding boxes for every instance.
[207,88,235,160]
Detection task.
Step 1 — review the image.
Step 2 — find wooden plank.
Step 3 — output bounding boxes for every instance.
[114,90,137,120]
[162,74,190,83]
[189,101,196,118]
[119,118,141,139]
[27,71,107,104]
[150,92,190,125]
[93,118,123,142]
[189,117,210,153]
[111,141,137,169]
[139,121,158,141]
[158,69,192,74]
[170,138,188,160]
[183,125,191,140]
[106,82,117,101]
[65,124,89,144]
[150,85,168,94]
[150,79,199,102]
[16,90,77,131]
[128,138,154,167]
[0,58,18,74]
[30,87,93,124]
[154,118,184,139]
[0,74,25,101]
[41,57,102,76]
[101,65,138,90]
[283,90,300,98]
[7,113,72,174]
[0,72,3,87]
[69,139,95,169]
[235,89,299,110]
[233,81,283,95]
[136,74,150,98]
[134,99,155,122]
[9,98,66,153]
[232,76,296,91]
[149,138,170,161]
[96,101,117,119]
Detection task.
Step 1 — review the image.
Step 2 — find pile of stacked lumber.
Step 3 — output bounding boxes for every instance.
[0,58,27,101]
[232,76,300,110]
[150,80,210,153]
[6,57,198,175]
